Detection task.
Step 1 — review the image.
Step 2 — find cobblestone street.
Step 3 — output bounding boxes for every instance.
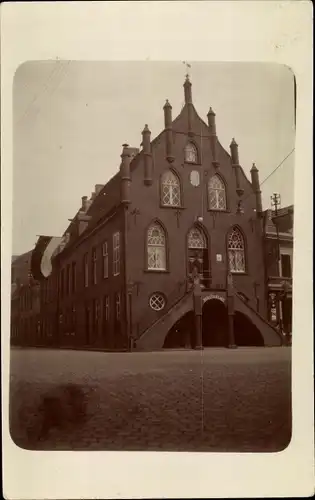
[9,347,291,452]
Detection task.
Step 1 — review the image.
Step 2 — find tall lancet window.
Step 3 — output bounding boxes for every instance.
[161,170,181,207]
[208,175,227,210]
[228,227,246,273]
[187,227,208,277]
[147,222,167,271]
[184,142,198,163]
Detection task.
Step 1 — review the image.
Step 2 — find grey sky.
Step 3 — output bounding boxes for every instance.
[13,61,295,255]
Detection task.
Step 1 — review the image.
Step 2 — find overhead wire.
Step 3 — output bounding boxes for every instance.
[242,148,295,207]
[257,148,295,189]
[30,60,72,125]
[16,60,72,128]
[16,61,63,127]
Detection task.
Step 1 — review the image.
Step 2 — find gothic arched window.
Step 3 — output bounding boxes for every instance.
[147,222,167,271]
[187,227,208,278]
[208,174,227,210]
[184,142,198,163]
[161,170,181,207]
[228,227,246,273]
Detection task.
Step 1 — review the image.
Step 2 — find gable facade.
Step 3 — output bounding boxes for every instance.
[125,82,267,344]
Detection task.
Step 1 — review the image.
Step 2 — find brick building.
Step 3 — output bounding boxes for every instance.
[14,76,284,350]
[263,205,293,339]
[10,251,41,345]
[11,251,32,290]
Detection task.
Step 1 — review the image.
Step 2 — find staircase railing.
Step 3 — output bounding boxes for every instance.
[135,279,190,340]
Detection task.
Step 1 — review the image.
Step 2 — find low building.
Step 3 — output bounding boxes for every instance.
[10,251,41,346]
[11,251,32,289]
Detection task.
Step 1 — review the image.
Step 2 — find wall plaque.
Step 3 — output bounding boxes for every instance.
[190,170,200,187]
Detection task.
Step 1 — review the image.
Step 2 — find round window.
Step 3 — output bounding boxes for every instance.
[149,293,166,311]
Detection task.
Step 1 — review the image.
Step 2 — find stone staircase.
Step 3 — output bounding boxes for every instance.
[136,286,284,350]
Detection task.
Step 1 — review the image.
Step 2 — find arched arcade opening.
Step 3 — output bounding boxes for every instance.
[234,311,264,346]
[202,299,229,347]
[163,311,195,349]
[163,301,266,349]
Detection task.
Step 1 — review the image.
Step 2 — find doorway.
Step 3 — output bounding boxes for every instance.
[202,299,228,347]
[187,226,210,285]
[282,297,292,334]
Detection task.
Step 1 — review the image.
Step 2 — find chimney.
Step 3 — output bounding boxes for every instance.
[250,163,263,216]
[95,184,104,195]
[81,196,88,211]
[142,124,153,186]
[120,143,131,205]
[126,147,139,159]
[77,212,91,235]
[207,107,219,167]
[163,100,174,163]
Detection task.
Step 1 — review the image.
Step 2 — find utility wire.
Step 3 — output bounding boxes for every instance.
[259,148,295,188]
[46,60,71,101]
[30,60,72,124]
[242,148,295,206]
[16,62,63,127]
[16,60,71,128]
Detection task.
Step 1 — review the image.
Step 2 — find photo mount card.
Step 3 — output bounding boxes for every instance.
[1,2,313,499]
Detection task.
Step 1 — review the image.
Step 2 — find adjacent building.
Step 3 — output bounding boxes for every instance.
[263,205,293,340]
[10,251,41,345]
[12,76,287,350]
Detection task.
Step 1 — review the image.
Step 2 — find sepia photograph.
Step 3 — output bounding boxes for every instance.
[2,2,313,499]
[9,61,294,453]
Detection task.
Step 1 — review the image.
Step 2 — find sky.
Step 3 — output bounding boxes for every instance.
[13,61,295,255]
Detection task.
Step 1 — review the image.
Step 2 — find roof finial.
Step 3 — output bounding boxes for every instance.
[182,61,191,79]
[183,70,192,104]
[251,162,258,172]
[163,99,172,109]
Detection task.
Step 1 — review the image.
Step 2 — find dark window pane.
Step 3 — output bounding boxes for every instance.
[281,254,291,278]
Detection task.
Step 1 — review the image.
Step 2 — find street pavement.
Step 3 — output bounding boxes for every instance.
[9,347,291,452]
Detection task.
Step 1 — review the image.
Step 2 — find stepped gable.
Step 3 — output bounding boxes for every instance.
[57,87,258,253]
